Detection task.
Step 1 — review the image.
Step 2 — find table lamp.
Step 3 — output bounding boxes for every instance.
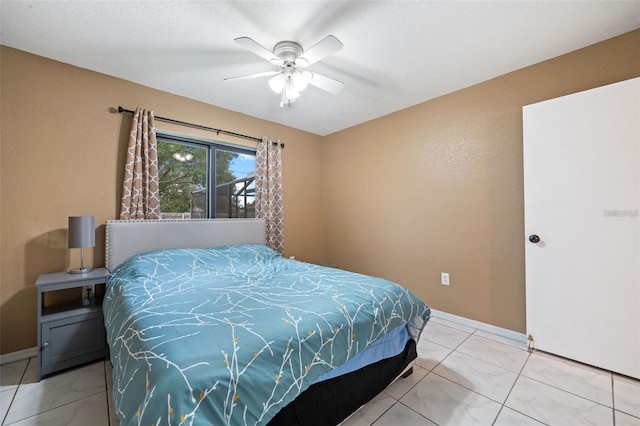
[68,216,95,274]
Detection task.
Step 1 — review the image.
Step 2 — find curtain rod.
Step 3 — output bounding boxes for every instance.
[117,106,265,144]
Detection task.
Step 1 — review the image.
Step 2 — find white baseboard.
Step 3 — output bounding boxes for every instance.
[429,309,527,344]
[0,347,37,365]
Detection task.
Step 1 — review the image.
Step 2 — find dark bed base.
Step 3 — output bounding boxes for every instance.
[268,338,418,426]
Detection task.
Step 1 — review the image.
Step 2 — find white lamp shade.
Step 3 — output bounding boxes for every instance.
[280,89,296,107]
[284,79,300,99]
[268,74,285,93]
[292,70,311,91]
[68,216,95,248]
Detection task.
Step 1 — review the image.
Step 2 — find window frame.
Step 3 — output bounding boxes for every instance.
[156,131,257,219]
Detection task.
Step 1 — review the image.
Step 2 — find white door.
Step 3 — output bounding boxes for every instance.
[523,77,640,379]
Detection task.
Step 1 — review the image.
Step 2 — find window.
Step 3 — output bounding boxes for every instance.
[156,132,256,219]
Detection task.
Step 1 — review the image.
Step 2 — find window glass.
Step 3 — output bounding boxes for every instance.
[215,149,256,218]
[156,134,255,219]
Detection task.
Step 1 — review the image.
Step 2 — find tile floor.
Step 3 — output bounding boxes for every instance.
[1,316,639,425]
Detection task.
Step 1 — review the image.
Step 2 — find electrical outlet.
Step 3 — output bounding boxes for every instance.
[82,285,94,302]
[441,272,450,286]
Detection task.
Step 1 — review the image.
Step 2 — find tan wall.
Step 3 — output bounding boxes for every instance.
[2,29,639,354]
[0,46,325,354]
[322,30,640,333]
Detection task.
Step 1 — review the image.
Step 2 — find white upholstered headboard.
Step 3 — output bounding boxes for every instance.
[105,218,266,271]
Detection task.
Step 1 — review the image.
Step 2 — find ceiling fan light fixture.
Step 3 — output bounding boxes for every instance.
[268,73,285,93]
[229,35,345,108]
[173,152,194,162]
[284,77,300,99]
[280,88,296,108]
[291,70,311,92]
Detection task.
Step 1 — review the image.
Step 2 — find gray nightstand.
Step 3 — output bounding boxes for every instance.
[35,268,110,381]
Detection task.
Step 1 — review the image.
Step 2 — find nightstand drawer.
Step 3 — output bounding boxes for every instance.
[41,311,106,369]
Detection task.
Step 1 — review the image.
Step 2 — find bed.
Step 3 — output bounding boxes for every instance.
[103,219,430,425]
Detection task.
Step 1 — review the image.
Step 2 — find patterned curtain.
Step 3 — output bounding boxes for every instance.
[119,107,160,220]
[255,137,284,253]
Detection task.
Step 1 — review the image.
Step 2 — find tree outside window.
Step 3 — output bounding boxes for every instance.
[156,135,255,219]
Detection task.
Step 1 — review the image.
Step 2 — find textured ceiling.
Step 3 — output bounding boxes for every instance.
[1,1,639,135]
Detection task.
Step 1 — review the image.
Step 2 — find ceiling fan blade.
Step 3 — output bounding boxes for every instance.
[224,70,280,82]
[297,35,343,67]
[308,72,345,95]
[234,37,282,64]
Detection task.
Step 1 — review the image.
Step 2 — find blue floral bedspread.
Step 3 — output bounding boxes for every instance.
[103,244,430,425]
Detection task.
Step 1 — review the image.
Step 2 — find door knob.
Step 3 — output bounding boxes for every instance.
[529,234,540,243]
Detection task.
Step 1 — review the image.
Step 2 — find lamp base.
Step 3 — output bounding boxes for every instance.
[69,267,94,274]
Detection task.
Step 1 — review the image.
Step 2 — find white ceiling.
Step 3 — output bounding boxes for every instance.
[1,1,639,136]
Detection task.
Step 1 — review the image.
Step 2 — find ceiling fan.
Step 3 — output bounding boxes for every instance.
[225,35,345,107]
